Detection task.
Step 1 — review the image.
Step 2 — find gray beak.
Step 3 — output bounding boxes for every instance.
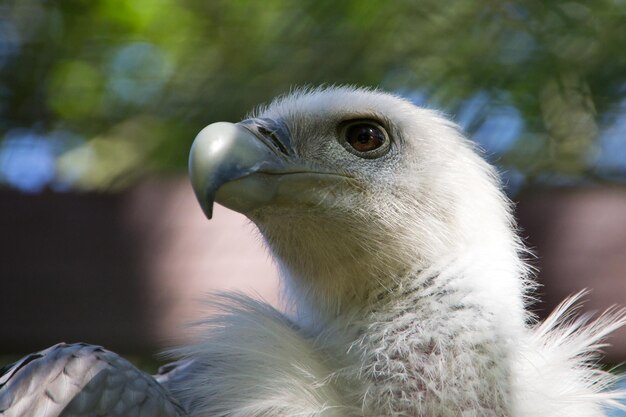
[189,118,295,218]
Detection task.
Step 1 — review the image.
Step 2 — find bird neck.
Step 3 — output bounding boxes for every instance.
[347,264,521,415]
[265,221,528,333]
[260,210,529,414]
[258,212,416,322]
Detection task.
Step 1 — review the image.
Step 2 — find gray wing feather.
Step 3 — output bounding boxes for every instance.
[154,359,199,413]
[0,343,187,417]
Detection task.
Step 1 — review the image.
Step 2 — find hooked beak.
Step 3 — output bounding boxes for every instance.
[188,118,297,218]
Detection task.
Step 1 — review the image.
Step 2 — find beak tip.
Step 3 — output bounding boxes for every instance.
[204,203,214,219]
[198,188,216,219]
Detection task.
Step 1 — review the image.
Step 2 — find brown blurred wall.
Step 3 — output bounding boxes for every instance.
[1,179,625,361]
[516,186,626,362]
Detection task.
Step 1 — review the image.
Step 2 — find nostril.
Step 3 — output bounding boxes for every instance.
[257,126,272,137]
[258,126,290,156]
[239,118,293,157]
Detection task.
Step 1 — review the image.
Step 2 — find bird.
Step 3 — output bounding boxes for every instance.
[1,86,624,417]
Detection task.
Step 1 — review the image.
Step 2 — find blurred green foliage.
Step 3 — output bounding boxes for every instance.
[0,0,625,192]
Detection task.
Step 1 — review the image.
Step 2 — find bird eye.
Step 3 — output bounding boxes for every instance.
[340,120,390,158]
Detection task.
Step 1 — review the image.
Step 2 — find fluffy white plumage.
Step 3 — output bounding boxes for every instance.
[1,86,624,417]
[173,86,626,417]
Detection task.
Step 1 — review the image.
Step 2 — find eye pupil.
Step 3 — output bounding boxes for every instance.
[346,124,385,152]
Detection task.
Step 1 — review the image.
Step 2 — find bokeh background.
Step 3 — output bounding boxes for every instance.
[0,0,625,402]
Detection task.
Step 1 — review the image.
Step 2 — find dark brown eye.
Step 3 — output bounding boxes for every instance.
[346,124,385,152]
[339,120,390,158]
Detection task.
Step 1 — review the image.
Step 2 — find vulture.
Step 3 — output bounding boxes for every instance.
[1,86,625,417]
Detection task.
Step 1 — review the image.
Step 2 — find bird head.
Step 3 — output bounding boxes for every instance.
[190,87,525,318]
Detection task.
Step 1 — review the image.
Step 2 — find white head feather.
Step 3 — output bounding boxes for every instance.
[250,87,530,324]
